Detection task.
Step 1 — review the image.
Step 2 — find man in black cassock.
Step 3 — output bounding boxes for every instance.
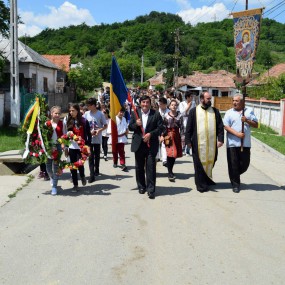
[185,92,224,192]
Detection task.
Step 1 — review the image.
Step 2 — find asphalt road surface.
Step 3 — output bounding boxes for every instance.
[0,138,284,285]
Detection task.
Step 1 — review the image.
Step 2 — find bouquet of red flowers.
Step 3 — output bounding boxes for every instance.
[58,131,79,146]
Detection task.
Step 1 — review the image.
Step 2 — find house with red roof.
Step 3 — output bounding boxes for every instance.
[147,69,238,97]
[177,70,238,97]
[42,55,71,93]
[147,70,166,90]
[247,63,285,86]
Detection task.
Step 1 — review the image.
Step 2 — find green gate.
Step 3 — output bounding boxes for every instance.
[20,89,48,120]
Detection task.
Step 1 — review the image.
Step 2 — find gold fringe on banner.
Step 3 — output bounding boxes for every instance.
[231,8,264,18]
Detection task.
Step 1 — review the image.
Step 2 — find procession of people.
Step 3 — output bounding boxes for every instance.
[38,87,258,199]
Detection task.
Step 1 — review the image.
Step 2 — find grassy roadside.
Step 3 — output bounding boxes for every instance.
[0,127,23,152]
[251,124,285,156]
[8,174,34,198]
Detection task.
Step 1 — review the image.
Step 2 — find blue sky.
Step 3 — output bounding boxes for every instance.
[4,0,285,36]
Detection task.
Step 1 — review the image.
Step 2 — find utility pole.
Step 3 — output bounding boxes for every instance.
[140,54,144,84]
[10,0,20,126]
[132,64,135,87]
[173,28,181,92]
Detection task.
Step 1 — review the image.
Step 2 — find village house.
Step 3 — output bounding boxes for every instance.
[147,69,238,97]
[41,54,77,109]
[147,69,166,90]
[177,70,238,97]
[247,63,285,86]
[0,37,58,125]
[42,54,71,94]
[0,38,58,94]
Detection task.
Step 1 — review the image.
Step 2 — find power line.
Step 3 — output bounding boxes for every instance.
[187,0,218,24]
[266,0,277,6]
[272,8,285,19]
[230,0,240,14]
[257,0,266,7]
[263,0,285,16]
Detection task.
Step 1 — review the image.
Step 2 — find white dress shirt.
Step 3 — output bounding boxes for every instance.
[141,109,150,130]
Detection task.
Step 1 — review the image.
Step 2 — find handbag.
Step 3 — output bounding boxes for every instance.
[164,135,172,146]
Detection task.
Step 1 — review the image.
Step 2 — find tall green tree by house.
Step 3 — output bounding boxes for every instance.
[68,59,102,99]
[0,0,10,36]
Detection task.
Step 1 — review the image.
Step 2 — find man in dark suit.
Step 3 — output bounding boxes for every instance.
[129,95,164,199]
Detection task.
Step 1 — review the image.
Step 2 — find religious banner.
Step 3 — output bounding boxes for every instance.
[232,8,263,81]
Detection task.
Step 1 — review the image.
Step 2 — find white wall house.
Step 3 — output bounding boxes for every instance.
[0,38,58,125]
[177,70,238,97]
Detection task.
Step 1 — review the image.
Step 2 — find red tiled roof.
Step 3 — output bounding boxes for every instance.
[42,55,71,72]
[177,71,236,88]
[148,71,166,86]
[209,69,236,79]
[266,63,285,77]
[248,63,285,86]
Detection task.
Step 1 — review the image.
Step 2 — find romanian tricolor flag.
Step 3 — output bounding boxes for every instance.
[110,56,128,152]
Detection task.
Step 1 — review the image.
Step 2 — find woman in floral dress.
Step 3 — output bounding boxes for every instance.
[162,99,183,182]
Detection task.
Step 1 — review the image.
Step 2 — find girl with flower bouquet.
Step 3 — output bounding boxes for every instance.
[45,106,64,195]
[63,103,91,192]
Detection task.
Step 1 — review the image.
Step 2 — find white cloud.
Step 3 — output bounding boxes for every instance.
[178,3,231,25]
[18,1,96,37]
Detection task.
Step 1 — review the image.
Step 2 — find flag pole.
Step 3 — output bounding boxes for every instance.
[241,0,248,152]
[127,92,150,147]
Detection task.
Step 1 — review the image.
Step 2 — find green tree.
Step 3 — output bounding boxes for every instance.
[0,0,10,36]
[22,12,285,83]
[247,74,285,100]
[68,60,102,98]
[155,84,164,93]
[0,0,10,81]
[256,41,273,67]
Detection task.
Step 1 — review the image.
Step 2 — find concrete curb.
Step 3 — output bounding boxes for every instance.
[252,136,285,160]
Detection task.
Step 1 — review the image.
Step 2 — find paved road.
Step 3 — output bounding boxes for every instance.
[0,137,285,285]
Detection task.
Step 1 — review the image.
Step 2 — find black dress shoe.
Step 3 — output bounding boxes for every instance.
[233,187,240,193]
[197,187,209,193]
[148,192,155,199]
[139,189,146,194]
[88,176,95,183]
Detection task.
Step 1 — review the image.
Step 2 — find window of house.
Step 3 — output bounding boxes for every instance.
[221,92,228,97]
[31,74,36,92]
[43,77,48,92]
[212,90,219,96]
